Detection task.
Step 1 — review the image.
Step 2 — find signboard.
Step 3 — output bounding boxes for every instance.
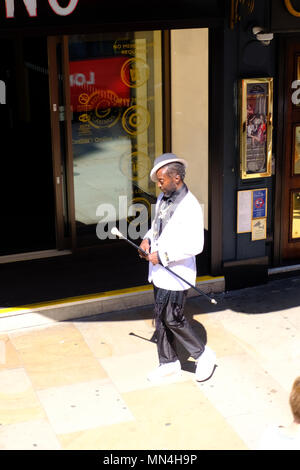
[252,189,267,219]
[4,0,79,18]
[252,218,267,241]
[237,190,252,233]
[0,0,225,32]
[237,188,268,240]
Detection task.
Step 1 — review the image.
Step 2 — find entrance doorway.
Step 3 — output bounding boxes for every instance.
[48,30,209,274]
[0,29,210,277]
[48,33,164,250]
[277,38,300,262]
[0,36,56,256]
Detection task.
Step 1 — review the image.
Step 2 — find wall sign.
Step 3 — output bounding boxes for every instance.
[4,0,79,18]
[251,218,267,241]
[252,188,267,218]
[0,0,225,31]
[237,190,252,233]
[237,188,268,240]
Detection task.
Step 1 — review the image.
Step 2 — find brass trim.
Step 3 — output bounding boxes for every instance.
[239,77,273,180]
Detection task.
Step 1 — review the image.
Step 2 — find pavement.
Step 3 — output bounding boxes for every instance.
[1,273,300,452]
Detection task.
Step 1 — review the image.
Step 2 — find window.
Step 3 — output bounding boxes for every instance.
[68,31,163,243]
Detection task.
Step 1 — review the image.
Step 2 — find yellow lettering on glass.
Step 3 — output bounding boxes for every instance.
[284,0,300,17]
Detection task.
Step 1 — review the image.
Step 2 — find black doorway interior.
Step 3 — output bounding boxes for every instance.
[0,35,56,256]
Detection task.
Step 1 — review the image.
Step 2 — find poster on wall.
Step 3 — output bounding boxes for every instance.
[239,78,273,180]
[237,190,252,233]
[251,218,267,241]
[252,188,267,219]
[237,188,268,240]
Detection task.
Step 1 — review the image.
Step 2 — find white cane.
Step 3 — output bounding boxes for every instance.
[111,227,217,305]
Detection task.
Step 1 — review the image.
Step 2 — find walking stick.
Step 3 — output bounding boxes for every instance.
[111,227,217,305]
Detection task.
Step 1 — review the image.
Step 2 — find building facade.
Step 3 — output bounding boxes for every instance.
[1,0,300,306]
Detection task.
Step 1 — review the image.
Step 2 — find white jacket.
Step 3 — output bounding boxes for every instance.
[145,190,204,291]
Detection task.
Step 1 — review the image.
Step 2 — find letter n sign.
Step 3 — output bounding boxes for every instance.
[5,0,37,17]
[5,0,79,18]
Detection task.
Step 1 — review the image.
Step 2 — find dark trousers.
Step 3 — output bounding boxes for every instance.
[153,285,205,364]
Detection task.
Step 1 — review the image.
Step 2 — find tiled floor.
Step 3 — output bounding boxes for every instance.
[1,276,300,450]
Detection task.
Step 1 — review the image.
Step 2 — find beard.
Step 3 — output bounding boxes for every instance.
[162,182,177,197]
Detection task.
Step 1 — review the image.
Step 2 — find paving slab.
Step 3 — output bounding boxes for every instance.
[1,274,300,451]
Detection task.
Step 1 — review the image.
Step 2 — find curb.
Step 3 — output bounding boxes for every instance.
[0,276,225,333]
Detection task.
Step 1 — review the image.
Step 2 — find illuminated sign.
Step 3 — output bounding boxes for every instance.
[4,0,79,18]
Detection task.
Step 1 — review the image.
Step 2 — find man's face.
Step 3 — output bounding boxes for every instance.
[156,166,178,197]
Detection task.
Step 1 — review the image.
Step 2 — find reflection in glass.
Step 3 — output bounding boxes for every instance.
[68,31,163,244]
[292,191,300,239]
[294,126,300,174]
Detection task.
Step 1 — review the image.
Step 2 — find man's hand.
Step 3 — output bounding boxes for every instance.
[147,251,160,265]
[139,239,150,259]
[138,240,160,265]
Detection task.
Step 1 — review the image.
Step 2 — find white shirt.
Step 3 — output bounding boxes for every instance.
[144,190,204,291]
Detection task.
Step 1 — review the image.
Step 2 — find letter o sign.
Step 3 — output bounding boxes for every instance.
[48,0,79,16]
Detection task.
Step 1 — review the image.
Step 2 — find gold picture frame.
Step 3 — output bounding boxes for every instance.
[239,78,273,179]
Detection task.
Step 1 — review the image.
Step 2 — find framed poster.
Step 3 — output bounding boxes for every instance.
[239,78,273,179]
[252,218,267,241]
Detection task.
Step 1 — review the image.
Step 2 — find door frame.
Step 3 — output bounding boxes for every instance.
[48,32,173,255]
[274,34,300,265]
[48,35,76,251]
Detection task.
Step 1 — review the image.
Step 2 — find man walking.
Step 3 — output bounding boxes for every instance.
[139,153,216,382]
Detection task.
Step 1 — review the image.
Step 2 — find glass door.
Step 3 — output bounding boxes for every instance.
[49,32,164,250]
[68,31,163,247]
